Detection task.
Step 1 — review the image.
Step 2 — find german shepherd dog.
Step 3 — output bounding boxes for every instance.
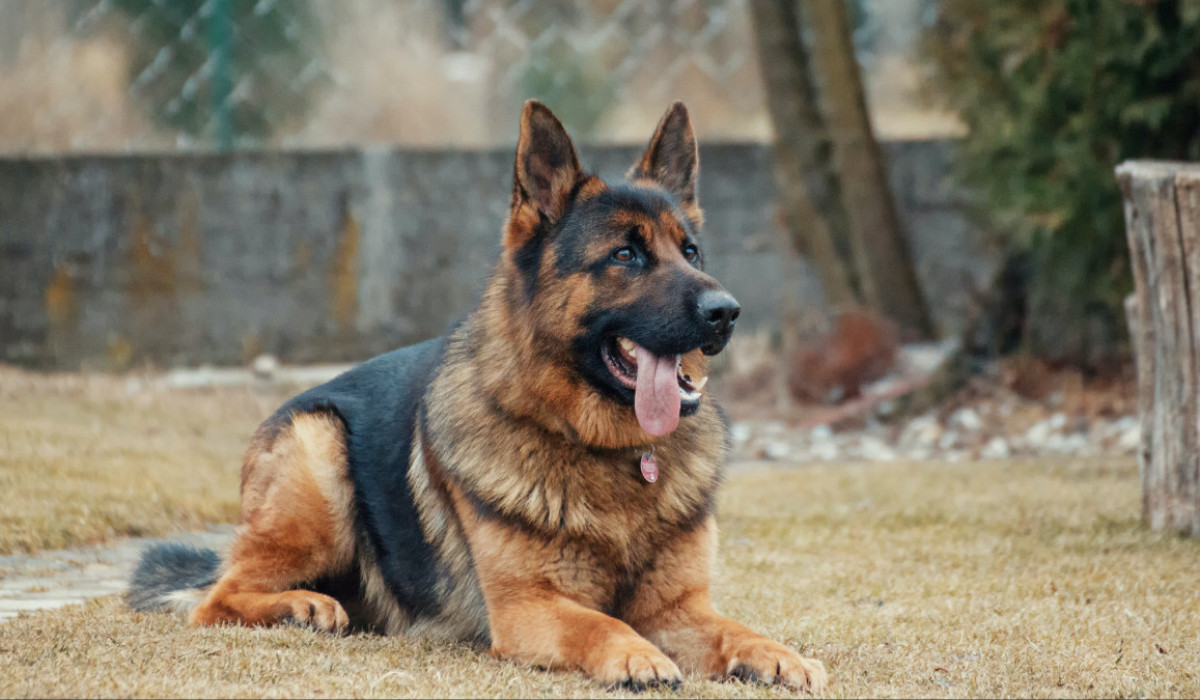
[129,101,827,693]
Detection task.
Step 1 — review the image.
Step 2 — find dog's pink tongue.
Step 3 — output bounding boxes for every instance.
[634,345,681,436]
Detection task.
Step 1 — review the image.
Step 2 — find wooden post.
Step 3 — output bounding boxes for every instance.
[1117,160,1200,535]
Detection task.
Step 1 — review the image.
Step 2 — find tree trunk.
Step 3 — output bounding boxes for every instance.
[1117,160,1200,535]
[748,0,857,308]
[803,0,935,338]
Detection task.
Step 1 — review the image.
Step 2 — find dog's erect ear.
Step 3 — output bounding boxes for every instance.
[628,102,699,206]
[505,100,583,250]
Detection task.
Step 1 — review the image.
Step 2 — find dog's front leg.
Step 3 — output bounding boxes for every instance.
[448,492,680,689]
[626,517,828,693]
[486,591,682,690]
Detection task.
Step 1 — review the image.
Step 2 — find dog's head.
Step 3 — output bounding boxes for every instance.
[498,100,738,441]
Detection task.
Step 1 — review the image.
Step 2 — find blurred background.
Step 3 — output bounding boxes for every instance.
[0,0,956,150]
[3,0,1200,458]
[10,4,1200,686]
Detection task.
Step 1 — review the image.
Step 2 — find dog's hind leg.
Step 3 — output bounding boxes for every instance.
[189,412,356,633]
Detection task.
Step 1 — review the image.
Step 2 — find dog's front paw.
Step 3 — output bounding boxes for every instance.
[724,636,827,693]
[278,590,350,634]
[591,639,683,691]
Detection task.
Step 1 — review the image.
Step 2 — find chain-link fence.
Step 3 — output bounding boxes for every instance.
[0,0,946,154]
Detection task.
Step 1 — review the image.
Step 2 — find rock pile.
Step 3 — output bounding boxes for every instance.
[730,408,1139,464]
[726,345,1138,464]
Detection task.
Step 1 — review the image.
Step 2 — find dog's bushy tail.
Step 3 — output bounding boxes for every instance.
[127,543,221,614]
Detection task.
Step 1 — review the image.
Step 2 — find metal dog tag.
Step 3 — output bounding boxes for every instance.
[640,451,658,483]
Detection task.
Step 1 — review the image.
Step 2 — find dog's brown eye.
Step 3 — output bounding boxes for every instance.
[612,246,635,263]
[683,244,699,262]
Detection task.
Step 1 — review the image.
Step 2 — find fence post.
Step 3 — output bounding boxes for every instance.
[208,0,234,151]
[1117,160,1200,535]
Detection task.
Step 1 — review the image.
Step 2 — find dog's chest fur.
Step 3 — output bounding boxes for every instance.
[409,330,728,619]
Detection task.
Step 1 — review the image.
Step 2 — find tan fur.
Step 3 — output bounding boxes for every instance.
[179,101,825,693]
[413,101,826,691]
[436,462,682,687]
[503,101,585,250]
[421,359,825,689]
[626,518,827,687]
[575,175,608,202]
[480,191,718,448]
[191,413,354,631]
[356,545,413,634]
[628,102,704,228]
[404,439,490,642]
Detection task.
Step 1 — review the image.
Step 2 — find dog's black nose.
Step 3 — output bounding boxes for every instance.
[698,290,740,345]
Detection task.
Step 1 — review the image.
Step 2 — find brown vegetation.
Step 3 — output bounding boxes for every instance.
[788,310,899,404]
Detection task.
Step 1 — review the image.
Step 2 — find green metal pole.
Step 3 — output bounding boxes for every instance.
[208,0,234,151]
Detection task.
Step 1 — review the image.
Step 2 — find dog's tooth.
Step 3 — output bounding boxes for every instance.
[693,375,709,391]
[617,337,635,354]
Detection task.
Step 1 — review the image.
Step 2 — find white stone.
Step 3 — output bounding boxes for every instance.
[1039,432,1088,454]
[1025,420,1054,447]
[980,436,1011,459]
[730,423,752,444]
[857,436,896,461]
[951,407,983,432]
[764,441,791,460]
[812,441,841,461]
[1060,433,1089,454]
[252,354,280,378]
[1117,423,1142,452]
[1111,415,1138,433]
[1042,433,1067,453]
[810,424,833,441]
[900,415,941,448]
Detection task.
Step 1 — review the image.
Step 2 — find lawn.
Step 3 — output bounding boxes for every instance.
[1,366,1198,697]
[0,366,294,555]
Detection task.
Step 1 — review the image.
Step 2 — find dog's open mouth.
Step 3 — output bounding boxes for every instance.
[601,336,707,436]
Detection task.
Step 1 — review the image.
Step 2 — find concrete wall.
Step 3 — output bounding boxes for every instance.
[0,140,988,370]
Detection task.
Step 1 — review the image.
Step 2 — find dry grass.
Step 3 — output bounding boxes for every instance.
[3,460,1200,695]
[2,365,1198,697]
[0,366,294,555]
